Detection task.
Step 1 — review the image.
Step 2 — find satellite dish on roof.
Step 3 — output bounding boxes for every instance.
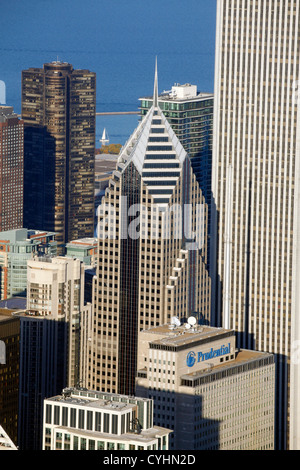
[171,316,181,327]
[188,316,197,326]
[185,323,191,330]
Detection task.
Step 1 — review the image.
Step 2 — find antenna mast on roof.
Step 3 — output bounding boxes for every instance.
[153,56,158,108]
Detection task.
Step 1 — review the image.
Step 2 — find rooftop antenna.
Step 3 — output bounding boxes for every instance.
[170,316,181,329]
[153,56,158,108]
[186,316,197,332]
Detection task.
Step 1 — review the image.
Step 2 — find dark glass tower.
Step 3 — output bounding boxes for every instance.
[22,61,96,253]
[0,106,24,232]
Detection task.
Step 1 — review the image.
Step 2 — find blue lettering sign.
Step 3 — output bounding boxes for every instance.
[186,343,231,368]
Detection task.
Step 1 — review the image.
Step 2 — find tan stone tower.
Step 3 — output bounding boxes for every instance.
[0,106,23,231]
[212,0,300,449]
[22,61,96,253]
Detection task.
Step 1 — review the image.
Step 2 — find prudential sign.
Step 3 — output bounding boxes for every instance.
[186,343,231,368]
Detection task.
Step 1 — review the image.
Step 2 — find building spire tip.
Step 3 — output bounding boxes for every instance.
[153,57,158,108]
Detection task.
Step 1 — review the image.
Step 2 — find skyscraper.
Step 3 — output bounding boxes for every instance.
[212,0,300,449]
[17,256,91,450]
[0,106,23,232]
[139,85,215,279]
[0,310,20,447]
[139,84,214,201]
[22,61,96,253]
[88,64,212,396]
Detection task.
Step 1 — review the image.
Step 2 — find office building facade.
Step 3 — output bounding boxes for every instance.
[139,84,213,202]
[136,322,275,450]
[88,67,212,397]
[212,0,300,449]
[0,228,57,300]
[0,311,20,447]
[26,256,88,387]
[0,106,23,232]
[17,312,68,450]
[17,256,91,450]
[22,61,96,253]
[66,237,97,267]
[43,388,171,451]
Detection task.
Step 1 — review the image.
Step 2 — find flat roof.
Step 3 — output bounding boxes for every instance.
[48,394,136,412]
[95,155,118,174]
[0,297,27,311]
[142,324,234,351]
[139,91,213,103]
[181,348,274,382]
[66,238,97,247]
[52,424,170,443]
[0,310,16,322]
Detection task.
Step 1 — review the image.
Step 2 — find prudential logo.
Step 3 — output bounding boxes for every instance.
[186,351,196,368]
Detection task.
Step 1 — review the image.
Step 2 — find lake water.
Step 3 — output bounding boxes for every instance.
[0,0,217,146]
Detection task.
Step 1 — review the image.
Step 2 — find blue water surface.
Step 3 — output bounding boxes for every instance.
[0,0,217,145]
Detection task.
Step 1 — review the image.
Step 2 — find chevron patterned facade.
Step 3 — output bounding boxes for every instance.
[86,65,212,396]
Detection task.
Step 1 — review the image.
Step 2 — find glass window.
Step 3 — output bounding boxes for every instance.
[87,410,93,431]
[112,415,118,434]
[89,439,95,450]
[95,412,101,432]
[54,406,60,425]
[107,442,115,450]
[80,438,86,450]
[73,436,78,450]
[97,441,105,450]
[70,408,76,427]
[117,443,125,450]
[62,407,68,426]
[103,413,110,433]
[45,404,52,424]
[78,409,85,429]
[121,415,125,434]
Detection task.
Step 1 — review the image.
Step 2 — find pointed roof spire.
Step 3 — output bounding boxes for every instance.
[153,56,158,108]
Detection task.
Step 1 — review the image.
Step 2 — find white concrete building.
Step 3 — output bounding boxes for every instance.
[26,256,92,388]
[43,388,172,450]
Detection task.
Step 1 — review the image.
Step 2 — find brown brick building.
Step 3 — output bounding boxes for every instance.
[22,62,96,253]
[0,106,24,232]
